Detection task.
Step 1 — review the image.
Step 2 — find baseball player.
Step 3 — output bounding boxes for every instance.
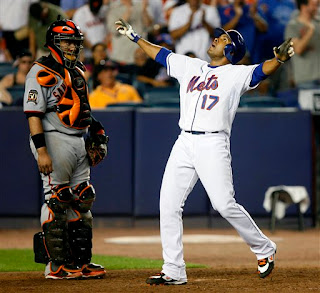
[115,19,294,285]
[23,17,108,280]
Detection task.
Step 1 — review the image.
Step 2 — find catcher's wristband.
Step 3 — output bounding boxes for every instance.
[31,133,46,149]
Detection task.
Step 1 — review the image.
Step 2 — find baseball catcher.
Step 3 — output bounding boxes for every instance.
[24,16,108,279]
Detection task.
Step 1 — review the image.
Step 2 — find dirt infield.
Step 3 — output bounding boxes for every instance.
[0,227,319,293]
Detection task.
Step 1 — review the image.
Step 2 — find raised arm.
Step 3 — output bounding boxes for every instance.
[263,38,294,75]
[115,18,162,60]
[169,12,195,41]
[250,38,294,87]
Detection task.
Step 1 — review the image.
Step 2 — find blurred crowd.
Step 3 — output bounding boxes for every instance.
[0,0,319,108]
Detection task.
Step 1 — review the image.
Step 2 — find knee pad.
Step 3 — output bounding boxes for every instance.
[72,181,96,213]
[42,184,73,265]
[68,216,93,266]
[48,184,74,212]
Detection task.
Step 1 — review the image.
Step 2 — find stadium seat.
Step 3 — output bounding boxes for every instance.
[276,88,299,107]
[107,102,144,108]
[116,73,133,85]
[143,87,180,107]
[8,85,25,106]
[239,96,286,108]
[0,62,16,79]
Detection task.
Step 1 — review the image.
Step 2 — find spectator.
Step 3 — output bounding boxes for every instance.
[72,0,108,51]
[249,0,296,95]
[154,32,175,51]
[147,23,167,44]
[60,0,87,19]
[254,0,296,63]
[0,32,12,62]
[132,47,174,96]
[0,49,33,106]
[217,0,268,63]
[285,0,320,87]
[86,42,110,88]
[168,0,221,61]
[106,0,152,64]
[0,0,38,60]
[89,60,142,108]
[185,51,197,58]
[28,2,66,59]
[135,0,167,26]
[163,0,181,23]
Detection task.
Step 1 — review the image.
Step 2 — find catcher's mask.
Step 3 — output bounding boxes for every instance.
[214,28,246,65]
[45,16,84,69]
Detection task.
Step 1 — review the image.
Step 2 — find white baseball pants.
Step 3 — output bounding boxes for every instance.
[160,131,276,281]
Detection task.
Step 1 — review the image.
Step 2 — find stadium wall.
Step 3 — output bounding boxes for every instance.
[0,108,313,219]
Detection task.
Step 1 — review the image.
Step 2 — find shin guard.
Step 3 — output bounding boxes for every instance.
[42,184,73,265]
[68,216,93,266]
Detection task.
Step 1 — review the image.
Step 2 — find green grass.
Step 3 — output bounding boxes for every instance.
[0,249,206,272]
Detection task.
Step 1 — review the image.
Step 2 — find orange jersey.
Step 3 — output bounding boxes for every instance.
[89,82,142,109]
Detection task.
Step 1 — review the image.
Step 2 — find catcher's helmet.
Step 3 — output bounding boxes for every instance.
[214,28,246,65]
[45,17,84,69]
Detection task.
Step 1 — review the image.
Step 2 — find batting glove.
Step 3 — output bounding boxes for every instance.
[115,18,141,43]
[273,38,294,64]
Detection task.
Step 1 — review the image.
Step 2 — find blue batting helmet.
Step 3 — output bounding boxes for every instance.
[214,28,246,65]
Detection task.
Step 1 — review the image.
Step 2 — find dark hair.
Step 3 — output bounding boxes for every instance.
[95,60,118,74]
[91,42,107,53]
[296,0,308,10]
[29,3,43,19]
[185,51,196,58]
[17,49,32,59]
[154,33,173,46]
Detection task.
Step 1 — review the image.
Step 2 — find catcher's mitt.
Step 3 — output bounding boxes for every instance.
[273,38,294,64]
[85,134,109,167]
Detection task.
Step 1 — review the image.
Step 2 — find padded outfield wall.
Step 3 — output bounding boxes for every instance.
[0,108,313,219]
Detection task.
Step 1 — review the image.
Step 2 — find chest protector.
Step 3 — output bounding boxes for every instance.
[36,56,92,129]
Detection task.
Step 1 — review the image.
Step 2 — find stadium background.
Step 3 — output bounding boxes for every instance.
[0,0,319,291]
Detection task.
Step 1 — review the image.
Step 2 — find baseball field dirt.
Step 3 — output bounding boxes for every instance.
[0,227,319,293]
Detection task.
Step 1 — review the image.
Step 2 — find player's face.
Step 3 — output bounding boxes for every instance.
[188,0,201,10]
[60,40,77,61]
[93,44,107,63]
[307,0,319,17]
[207,34,231,59]
[98,68,117,87]
[19,57,33,73]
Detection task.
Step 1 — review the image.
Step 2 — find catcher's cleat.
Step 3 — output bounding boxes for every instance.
[146,272,187,285]
[81,263,106,279]
[257,253,275,278]
[45,263,83,280]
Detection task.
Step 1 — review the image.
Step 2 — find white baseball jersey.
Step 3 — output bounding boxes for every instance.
[72,4,108,46]
[166,53,259,135]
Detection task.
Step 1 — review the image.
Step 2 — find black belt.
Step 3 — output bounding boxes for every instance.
[185,130,219,135]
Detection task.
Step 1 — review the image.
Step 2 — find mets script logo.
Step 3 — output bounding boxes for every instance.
[187,74,218,93]
[27,89,38,104]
